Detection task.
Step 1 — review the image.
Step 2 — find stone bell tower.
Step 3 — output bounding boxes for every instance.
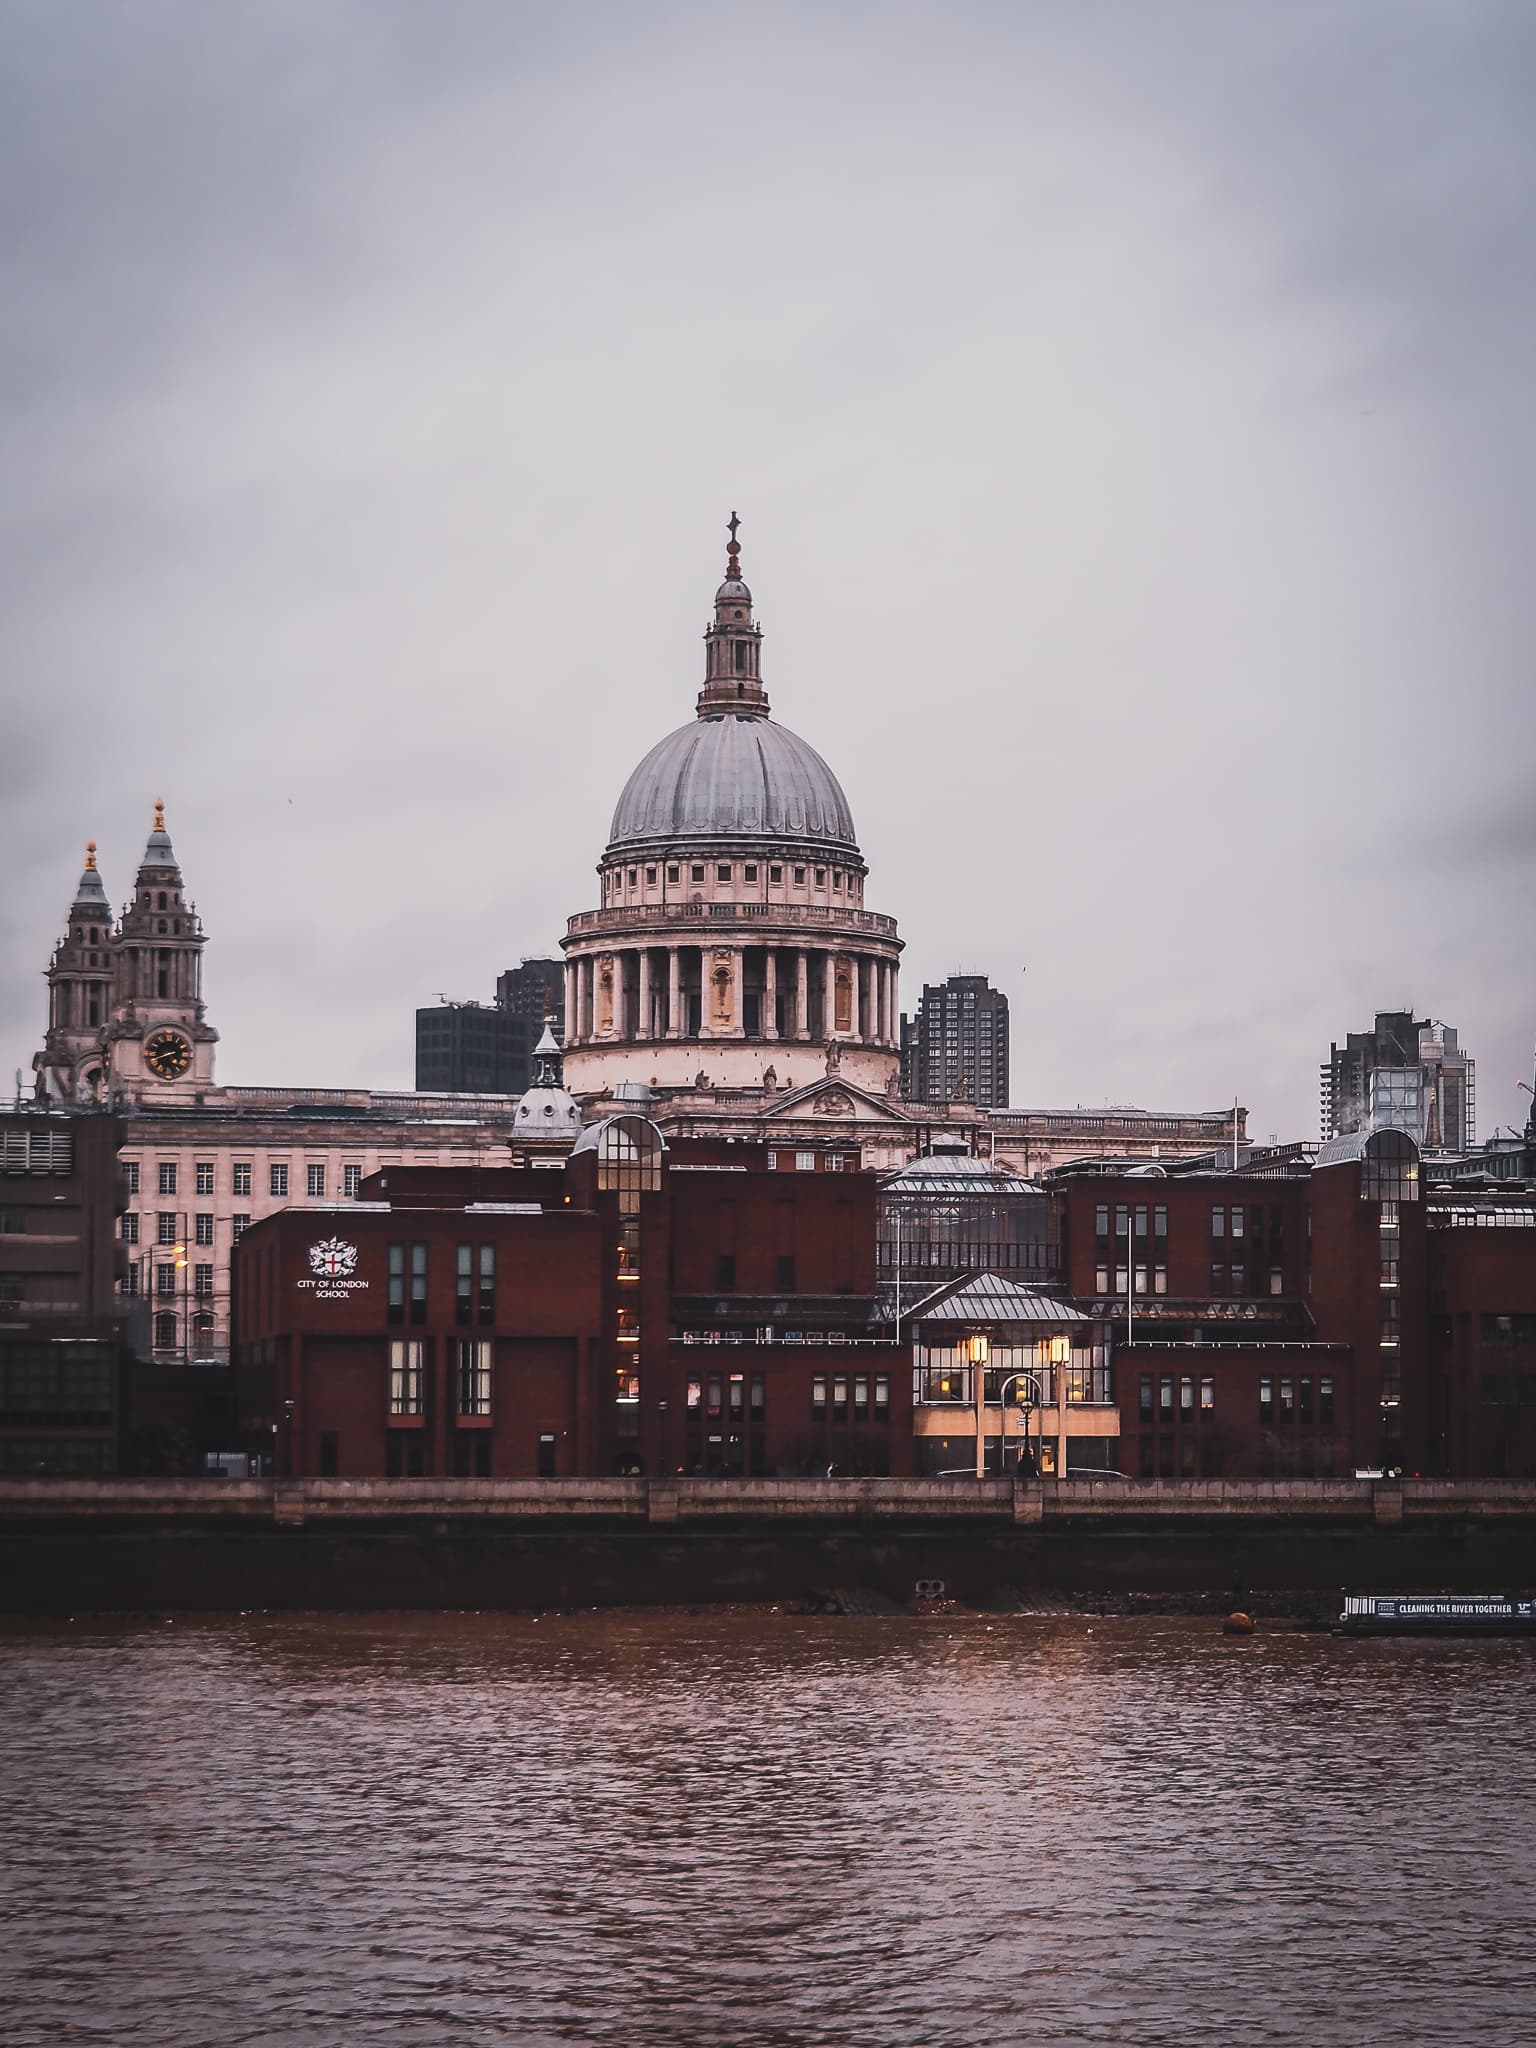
[34,843,116,1103]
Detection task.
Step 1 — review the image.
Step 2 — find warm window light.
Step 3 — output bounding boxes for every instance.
[967,1334,990,1365]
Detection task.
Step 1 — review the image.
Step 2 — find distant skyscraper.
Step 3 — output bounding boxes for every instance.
[1320,1010,1474,1151]
[496,958,565,1020]
[900,974,1010,1107]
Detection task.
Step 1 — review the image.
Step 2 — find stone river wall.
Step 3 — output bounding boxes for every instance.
[4,1478,1536,1614]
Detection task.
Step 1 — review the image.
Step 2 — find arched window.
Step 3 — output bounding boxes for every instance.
[192,1312,215,1355]
[158,892,167,911]
[154,1311,177,1352]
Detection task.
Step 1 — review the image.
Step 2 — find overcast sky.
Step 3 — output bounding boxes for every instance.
[3,0,1533,1141]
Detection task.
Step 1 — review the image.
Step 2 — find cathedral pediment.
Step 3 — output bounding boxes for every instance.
[759,1077,913,1125]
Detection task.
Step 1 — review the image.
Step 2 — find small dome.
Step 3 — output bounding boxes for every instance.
[514,1084,581,1142]
[608,715,858,855]
[715,577,752,606]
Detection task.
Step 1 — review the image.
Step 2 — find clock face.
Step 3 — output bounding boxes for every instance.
[144,1029,192,1080]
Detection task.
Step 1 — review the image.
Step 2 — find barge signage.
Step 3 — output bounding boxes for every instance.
[299,1238,369,1302]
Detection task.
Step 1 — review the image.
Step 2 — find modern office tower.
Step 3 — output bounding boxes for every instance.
[900,975,1010,1107]
[496,959,565,1021]
[1320,1010,1475,1150]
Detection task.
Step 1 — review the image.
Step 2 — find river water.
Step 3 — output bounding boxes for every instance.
[2,1612,1533,2046]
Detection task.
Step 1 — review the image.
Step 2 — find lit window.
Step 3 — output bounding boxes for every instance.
[389,1340,424,1416]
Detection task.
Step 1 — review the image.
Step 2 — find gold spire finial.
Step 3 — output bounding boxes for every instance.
[85,841,97,869]
[726,509,741,578]
[153,799,165,830]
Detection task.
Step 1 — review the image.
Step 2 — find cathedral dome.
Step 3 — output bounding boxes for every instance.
[607,714,858,857]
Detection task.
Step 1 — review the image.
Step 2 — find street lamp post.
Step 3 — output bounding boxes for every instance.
[997,1370,1044,1478]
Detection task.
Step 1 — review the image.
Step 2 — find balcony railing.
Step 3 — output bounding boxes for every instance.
[566,902,900,940]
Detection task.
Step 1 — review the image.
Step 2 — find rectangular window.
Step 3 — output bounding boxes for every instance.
[1200,1376,1214,1413]
[195,1213,214,1246]
[874,1375,889,1413]
[691,864,705,881]
[769,865,782,883]
[123,1265,139,1297]
[343,1165,362,1198]
[853,1375,869,1413]
[750,1373,765,1420]
[1094,1203,1109,1245]
[157,1212,177,1245]
[195,1162,214,1196]
[1154,1265,1167,1295]
[1211,1205,1225,1241]
[456,1338,492,1417]
[1154,1204,1168,1241]
[815,869,826,886]
[1159,1376,1173,1414]
[707,1375,723,1416]
[233,1162,252,1196]
[716,864,731,882]
[686,1377,702,1409]
[158,1162,177,1196]
[389,1339,424,1417]
[307,1164,326,1198]
[194,1264,214,1298]
[1135,1205,1149,1241]
[1259,1376,1274,1425]
[410,1242,427,1326]
[795,1151,815,1172]
[1319,1376,1335,1426]
[1114,1266,1128,1296]
[232,1213,249,1242]
[1230,1267,1244,1297]
[667,864,680,882]
[121,1213,139,1245]
[156,1264,177,1298]
[728,1374,744,1413]
[1230,1207,1245,1240]
[1180,1377,1194,1414]
[388,1242,405,1325]
[1134,1264,1148,1296]
[811,1373,827,1420]
[1270,1266,1284,1296]
[478,1245,495,1326]
[1139,1373,1153,1420]
[270,1163,288,1197]
[794,866,806,885]
[1095,1266,1109,1294]
[124,1160,140,1194]
[1279,1376,1295,1420]
[646,865,657,884]
[1299,1376,1314,1424]
[456,1243,473,1325]
[715,1253,737,1290]
[832,1374,848,1421]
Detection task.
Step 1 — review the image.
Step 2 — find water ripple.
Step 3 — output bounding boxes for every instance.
[2,1614,1534,2045]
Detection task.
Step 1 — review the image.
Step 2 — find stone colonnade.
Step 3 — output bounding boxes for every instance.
[564,944,900,1048]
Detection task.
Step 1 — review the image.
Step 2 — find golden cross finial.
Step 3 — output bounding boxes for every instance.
[153,799,165,830]
[85,840,97,869]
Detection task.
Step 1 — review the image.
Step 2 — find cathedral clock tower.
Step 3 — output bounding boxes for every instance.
[104,801,218,1103]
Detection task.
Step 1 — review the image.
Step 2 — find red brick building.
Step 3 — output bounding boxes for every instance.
[233,1116,910,1480]
[1050,1129,1536,1479]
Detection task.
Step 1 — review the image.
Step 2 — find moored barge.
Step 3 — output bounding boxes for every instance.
[1338,1593,1536,1636]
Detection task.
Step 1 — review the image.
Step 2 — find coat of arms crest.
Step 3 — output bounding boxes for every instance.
[308,1237,359,1280]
